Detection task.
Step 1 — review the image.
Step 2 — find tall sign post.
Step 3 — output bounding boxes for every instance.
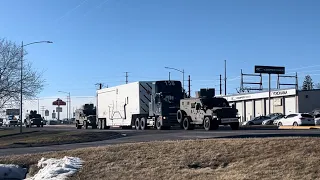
[254,65,285,115]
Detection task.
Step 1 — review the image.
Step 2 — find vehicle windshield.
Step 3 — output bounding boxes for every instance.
[30,114,42,119]
[200,97,230,109]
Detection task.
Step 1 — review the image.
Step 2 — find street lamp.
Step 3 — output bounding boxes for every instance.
[20,41,53,133]
[58,91,71,122]
[164,66,185,96]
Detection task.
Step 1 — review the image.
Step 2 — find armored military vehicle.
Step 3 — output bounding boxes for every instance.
[24,110,44,128]
[75,103,97,129]
[177,88,239,130]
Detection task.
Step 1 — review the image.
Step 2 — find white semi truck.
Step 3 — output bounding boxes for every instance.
[96,80,184,130]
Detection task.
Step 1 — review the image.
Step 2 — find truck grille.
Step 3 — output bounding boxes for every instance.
[215,108,237,118]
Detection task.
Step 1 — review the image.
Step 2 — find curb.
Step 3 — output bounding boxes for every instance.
[278,126,320,130]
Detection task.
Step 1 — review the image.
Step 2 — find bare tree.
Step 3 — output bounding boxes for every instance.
[0,38,44,109]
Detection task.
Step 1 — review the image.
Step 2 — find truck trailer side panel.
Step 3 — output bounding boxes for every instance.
[97,81,153,127]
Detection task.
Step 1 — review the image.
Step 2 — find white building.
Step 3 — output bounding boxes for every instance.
[220,88,320,122]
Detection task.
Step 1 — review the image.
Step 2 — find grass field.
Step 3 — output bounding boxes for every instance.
[0,137,319,180]
[0,129,121,149]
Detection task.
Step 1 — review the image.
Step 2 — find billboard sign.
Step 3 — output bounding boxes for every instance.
[6,109,20,115]
[254,65,285,74]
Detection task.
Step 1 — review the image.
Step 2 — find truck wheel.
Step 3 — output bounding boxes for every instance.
[182,117,193,130]
[37,125,40,127]
[230,122,239,130]
[203,117,212,131]
[140,117,147,130]
[92,124,97,129]
[102,119,110,129]
[177,110,184,124]
[156,117,163,130]
[135,118,141,130]
[98,119,102,129]
[76,123,81,129]
[83,121,88,129]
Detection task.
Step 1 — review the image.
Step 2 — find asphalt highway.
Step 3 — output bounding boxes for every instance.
[1,125,320,156]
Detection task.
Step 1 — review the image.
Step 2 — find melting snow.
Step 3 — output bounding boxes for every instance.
[0,156,83,180]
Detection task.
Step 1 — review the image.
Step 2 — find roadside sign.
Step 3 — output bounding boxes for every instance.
[6,109,20,115]
[45,110,49,116]
[56,107,62,112]
[52,112,56,119]
[254,65,285,74]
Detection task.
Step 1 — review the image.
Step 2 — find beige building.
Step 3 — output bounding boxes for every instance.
[219,88,320,122]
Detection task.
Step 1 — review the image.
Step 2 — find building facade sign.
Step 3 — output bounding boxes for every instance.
[224,88,296,102]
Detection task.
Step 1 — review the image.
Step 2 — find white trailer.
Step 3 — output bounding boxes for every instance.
[96,81,154,129]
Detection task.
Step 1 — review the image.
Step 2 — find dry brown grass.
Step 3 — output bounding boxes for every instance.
[0,137,319,180]
[0,130,120,149]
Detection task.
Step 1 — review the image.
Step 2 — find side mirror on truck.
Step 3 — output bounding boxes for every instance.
[196,103,201,110]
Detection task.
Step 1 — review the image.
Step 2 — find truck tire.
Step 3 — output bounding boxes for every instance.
[156,117,163,130]
[76,122,82,129]
[102,119,110,129]
[230,122,239,130]
[135,118,141,130]
[177,110,185,124]
[37,125,40,127]
[98,119,102,129]
[83,121,88,129]
[140,117,147,130]
[203,117,213,131]
[182,117,194,130]
[92,124,97,129]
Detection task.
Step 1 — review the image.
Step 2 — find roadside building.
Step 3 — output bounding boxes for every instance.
[219,88,320,122]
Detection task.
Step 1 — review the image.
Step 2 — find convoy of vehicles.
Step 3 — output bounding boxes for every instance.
[96,80,184,130]
[24,110,44,128]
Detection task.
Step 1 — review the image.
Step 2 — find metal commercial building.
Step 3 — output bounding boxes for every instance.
[220,88,320,122]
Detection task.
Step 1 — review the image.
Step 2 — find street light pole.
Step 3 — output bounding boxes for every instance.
[58,91,71,121]
[20,40,53,134]
[20,41,23,134]
[164,66,185,97]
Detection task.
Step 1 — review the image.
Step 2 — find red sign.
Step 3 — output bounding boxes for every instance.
[52,98,66,106]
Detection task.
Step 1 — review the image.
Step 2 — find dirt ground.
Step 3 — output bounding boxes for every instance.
[0,137,319,180]
[0,129,120,149]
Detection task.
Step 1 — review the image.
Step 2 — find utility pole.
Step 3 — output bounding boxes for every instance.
[40,106,45,117]
[169,72,171,80]
[220,74,222,95]
[188,75,191,98]
[224,60,227,95]
[125,72,128,84]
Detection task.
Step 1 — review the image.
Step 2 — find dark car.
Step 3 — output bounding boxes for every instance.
[242,115,270,125]
[262,114,285,125]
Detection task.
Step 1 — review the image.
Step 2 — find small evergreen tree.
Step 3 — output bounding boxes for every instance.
[302,75,314,90]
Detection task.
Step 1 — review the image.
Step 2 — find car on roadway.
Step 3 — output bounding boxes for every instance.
[242,115,270,126]
[262,113,285,125]
[274,113,315,126]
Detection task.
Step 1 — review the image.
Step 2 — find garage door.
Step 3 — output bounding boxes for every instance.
[245,101,253,121]
[255,99,263,117]
[285,96,296,115]
[236,102,244,122]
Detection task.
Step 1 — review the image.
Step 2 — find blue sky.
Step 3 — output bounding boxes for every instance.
[1,0,320,98]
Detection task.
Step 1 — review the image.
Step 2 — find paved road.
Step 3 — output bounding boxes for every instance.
[1,125,320,156]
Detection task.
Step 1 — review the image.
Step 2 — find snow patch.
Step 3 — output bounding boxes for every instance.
[0,164,27,179]
[26,156,83,180]
[0,156,83,180]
